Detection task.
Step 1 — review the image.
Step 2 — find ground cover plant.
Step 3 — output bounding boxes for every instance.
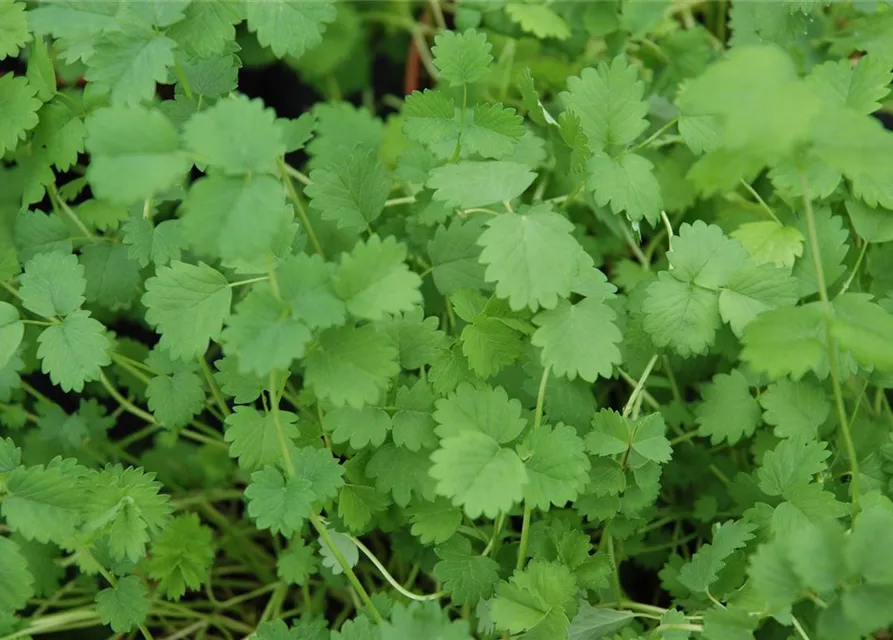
[3,0,893,638]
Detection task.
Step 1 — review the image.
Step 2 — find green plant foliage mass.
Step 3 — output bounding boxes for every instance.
[3,1,893,639]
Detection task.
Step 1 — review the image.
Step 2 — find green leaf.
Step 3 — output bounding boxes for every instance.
[366,444,434,507]
[334,235,422,320]
[328,406,391,450]
[0,1,31,61]
[759,378,830,439]
[19,250,86,318]
[38,310,111,393]
[407,497,462,544]
[79,244,141,310]
[587,151,663,225]
[338,483,390,533]
[491,560,578,638]
[403,89,457,145]
[0,302,22,370]
[85,29,176,106]
[84,105,189,204]
[586,410,672,467]
[671,221,750,290]
[427,161,536,209]
[567,604,634,640]
[95,576,149,633]
[505,3,571,40]
[433,536,500,605]
[477,205,586,311]
[677,520,757,593]
[0,537,34,612]
[146,370,205,429]
[245,0,336,59]
[847,506,893,585]
[146,514,214,600]
[463,103,525,159]
[245,466,314,537]
[184,94,284,175]
[2,460,84,544]
[643,273,720,357]
[181,175,291,264]
[381,601,473,640]
[432,28,493,86]
[695,370,761,445]
[523,424,590,510]
[306,149,391,232]
[809,54,892,115]
[142,261,232,360]
[792,207,849,297]
[845,199,893,244]
[122,216,184,268]
[0,75,40,156]
[561,56,649,149]
[165,0,244,57]
[222,289,311,377]
[31,99,85,171]
[224,406,298,472]
[304,324,398,408]
[428,218,487,295]
[757,437,830,497]
[383,310,447,371]
[740,303,826,380]
[718,261,800,338]
[288,446,345,504]
[277,539,317,586]
[730,221,804,268]
[277,254,347,330]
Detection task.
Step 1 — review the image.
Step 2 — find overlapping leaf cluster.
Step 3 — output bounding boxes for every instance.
[3,1,893,639]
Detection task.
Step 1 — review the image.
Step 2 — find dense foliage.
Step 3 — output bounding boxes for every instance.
[3,0,893,638]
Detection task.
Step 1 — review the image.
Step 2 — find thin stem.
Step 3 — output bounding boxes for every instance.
[450,83,468,162]
[269,370,296,477]
[630,118,679,152]
[48,183,94,239]
[199,357,230,417]
[460,207,501,217]
[516,366,551,571]
[622,355,659,418]
[280,159,324,257]
[837,239,868,296]
[428,0,447,30]
[661,211,675,253]
[99,372,157,425]
[227,276,269,288]
[481,512,505,557]
[606,535,622,601]
[383,195,417,207]
[347,534,443,602]
[799,172,860,513]
[740,179,782,224]
[791,616,812,640]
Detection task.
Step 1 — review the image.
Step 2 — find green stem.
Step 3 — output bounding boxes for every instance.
[199,357,230,417]
[606,534,623,601]
[99,372,157,425]
[346,534,443,601]
[227,276,270,288]
[740,179,782,224]
[799,172,860,514]
[279,159,324,258]
[450,83,468,162]
[516,366,551,571]
[630,117,679,152]
[622,355,659,418]
[48,183,94,239]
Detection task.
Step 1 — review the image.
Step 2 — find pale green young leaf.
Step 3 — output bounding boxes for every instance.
[142,261,232,360]
[305,149,391,232]
[306,101,383,169]
[809,54,892,115]
[430,431,527,519]
[38,310,110,392]
[181,175,292,264]
[718,261,800,338]
[0,302,22,370]
[95,576,149,633]
[334,235,422,320]
[433,536,500,605]
[588,151,663,225]
[245,466,313,537]
[463,103,525,159]
[491,560,577,637]
[740,303,826,380]
[19,251,86,318]
[847,506,893,585]
[277,539,317,586]
[85,105,189,204]
[245,0,336,60]
[831,293,893,372]
[730,221,804,268]
[403,90,457,146]
[669,221,750,290]
[561,56,649,149]
[461,316,523,379]
[505,3,571,40]
[224,406,298,472]
[392,380,438,451]
[165,0,244,57]
[84,29,176,106]
[0,537,34,612]
[184,94,285,175]
[0,75,40,156]
[222,289,311,377]
[382,601,474,640]
[433,383,526,442]
[146,371,205,429]
[13,210,71,263]
[0,1,30,60]
[523,424,590,510]
[277,254,347,330]
[79,244,141,310]
[407,497,462,544]
[304,324,398,408]
[427,161,536,209]
[695,370,760,445]
[146,514,214,600]
[586,409,632,457]
[432,28,493,86]
[477,204,586,311]
[532,297,621,383]
[759,378,830,440]
[678,520,757,593]
[643,273,720,357]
